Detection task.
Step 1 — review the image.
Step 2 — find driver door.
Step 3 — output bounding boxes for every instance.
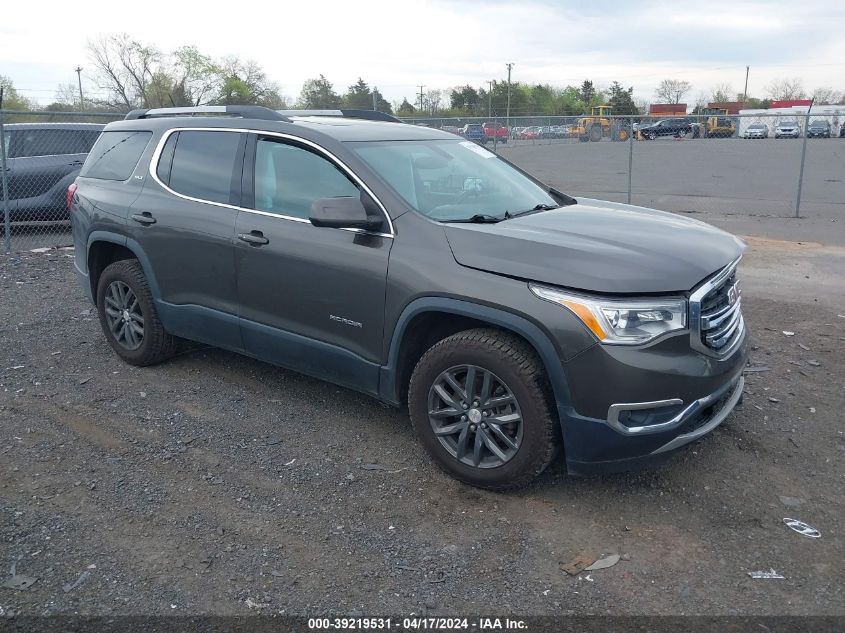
[234,134,393,394]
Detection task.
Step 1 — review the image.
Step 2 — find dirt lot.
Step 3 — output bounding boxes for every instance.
[1,232,844,617]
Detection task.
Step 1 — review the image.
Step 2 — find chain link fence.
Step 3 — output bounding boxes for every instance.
[403,111,845,221]
[0,110,123,252]
[1,108,843,254]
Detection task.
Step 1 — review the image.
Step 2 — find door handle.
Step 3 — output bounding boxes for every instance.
[130,212,157,225]
[237,231,269,246]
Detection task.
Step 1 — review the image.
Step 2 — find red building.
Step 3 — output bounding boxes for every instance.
[769,99,812,109]
[707,101,745,114]
[648,103,687,116]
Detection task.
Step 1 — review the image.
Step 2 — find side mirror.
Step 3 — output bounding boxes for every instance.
[309,196,380,230]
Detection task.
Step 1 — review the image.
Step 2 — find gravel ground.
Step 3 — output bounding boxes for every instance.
[1,239,843,617]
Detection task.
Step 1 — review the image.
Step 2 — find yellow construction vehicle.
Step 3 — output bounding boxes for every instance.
[571,105,631,142]
[703,109,736,138]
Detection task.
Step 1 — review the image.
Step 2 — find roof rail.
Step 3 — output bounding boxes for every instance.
[277,109,401,123]
[124,105,290,122]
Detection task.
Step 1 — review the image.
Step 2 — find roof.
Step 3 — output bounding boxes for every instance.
[103,114,455,143]
[286,116,455,141]
[770,99,812,108]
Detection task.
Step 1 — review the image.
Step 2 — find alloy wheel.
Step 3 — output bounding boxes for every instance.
[103,280,144,350]
[427,365,523,469]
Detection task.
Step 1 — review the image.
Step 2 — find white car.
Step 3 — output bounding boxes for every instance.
[743,123,769,139]
[775,121,800,139]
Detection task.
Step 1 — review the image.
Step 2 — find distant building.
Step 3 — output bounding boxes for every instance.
[648,103,687,117]
[769,99,813,109]
[707,101,745,114]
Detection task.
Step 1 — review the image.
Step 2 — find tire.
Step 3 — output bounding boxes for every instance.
[96,259,177,366]
[408,328,559,491]
[588,124,602,142]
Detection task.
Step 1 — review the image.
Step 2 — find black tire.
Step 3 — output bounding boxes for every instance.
[408,328,560,491]
[96,259,176,366]
[588,124,602,142]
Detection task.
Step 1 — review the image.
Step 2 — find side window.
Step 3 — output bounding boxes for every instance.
[254,138,359,219]
[80,131,153,181]
[168,131,242,205]
[156,132,178,186]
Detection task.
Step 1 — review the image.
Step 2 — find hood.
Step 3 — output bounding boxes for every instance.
[443,198,745,294]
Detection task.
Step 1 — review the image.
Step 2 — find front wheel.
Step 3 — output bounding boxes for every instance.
[96,259,177,366]
[408,329,559,490]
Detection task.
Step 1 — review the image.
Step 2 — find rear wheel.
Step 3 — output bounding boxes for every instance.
[408,329,559,491]
[588,124,602,142]
[96,259,176,366]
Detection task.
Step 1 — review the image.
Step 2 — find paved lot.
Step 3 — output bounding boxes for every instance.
[1,229,843,616]
[498,137,845,223]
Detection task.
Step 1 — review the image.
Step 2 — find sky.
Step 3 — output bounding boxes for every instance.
[2,0,844,107]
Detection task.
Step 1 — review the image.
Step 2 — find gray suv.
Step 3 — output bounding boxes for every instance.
[70,106,748,490]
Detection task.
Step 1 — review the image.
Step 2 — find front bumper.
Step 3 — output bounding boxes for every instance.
[558,325,749,474]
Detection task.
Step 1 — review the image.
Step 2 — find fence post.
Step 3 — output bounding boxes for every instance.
[794,108,811,218]
[627,115,634,205]
[0,106,12,253]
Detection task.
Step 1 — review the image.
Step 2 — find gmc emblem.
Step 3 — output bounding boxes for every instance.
[727,284,739,307]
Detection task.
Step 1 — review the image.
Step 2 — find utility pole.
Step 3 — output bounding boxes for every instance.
[75,66,84,110]
[505,63,514,129]
[372,87,378,112]
[418,85,425,115]
[487,80,493,118]
[743,65,750,103]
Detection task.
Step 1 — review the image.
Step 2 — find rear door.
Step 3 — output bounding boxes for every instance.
[134,129,246,350]
[234,134,393,393]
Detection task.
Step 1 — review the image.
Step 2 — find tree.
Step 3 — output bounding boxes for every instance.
[0,75,31,110]
[450,85,481,112]
[423,89,443,116]
[397,98,415,116]
[339,78,392,113]
[655,79,691,104]
[811,87,842,105]
[579,80,596,104]
[607,81,637,115]
[298,75,341,108]
[172,46,221,106]
[87,33,161,109]
[710,83,734,103]
[766,78,806,101]
[214,57,283,108]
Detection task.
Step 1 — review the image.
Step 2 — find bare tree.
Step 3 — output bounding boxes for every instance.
[710,83,734,103]
[766,78,806,101]
[171,46,221,106]
[654,79,692,104]
[87,34,160,108]
[811,87,842,105]
[424,89,443,116]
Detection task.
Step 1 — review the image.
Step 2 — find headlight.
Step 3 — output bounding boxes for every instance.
[530,284,687,345]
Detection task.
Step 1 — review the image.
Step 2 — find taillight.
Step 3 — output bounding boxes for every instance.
[66,181,78,211]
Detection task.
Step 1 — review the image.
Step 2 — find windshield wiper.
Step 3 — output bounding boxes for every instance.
[509,203,560,218]
[441,213,506,224]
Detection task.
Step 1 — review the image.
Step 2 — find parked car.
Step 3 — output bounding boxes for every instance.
[775,120,801,139]
[510,126,527,139]
[70,105,748,490]
[743,123,769,139]
[2,123,103,223]
[441,125,462,135]
[482,122,508,144]
[638,118,693,139]
[806,120,831,138]
[517,126,541,140]
[461,123,487,144]
[841,123,845,138]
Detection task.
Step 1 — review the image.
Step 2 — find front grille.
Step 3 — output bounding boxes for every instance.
[690,261,744,356]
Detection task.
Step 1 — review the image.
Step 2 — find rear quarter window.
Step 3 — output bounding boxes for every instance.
[80,131,153,181]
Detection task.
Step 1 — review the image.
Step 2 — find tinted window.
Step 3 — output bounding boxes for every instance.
[254,139,358,219]
[80,131,153,181]
[6,129,96,158]
[156,132,178,186]
[168,131,242,205]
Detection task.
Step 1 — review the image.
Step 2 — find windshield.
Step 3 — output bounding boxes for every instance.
[350,139,559,222]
